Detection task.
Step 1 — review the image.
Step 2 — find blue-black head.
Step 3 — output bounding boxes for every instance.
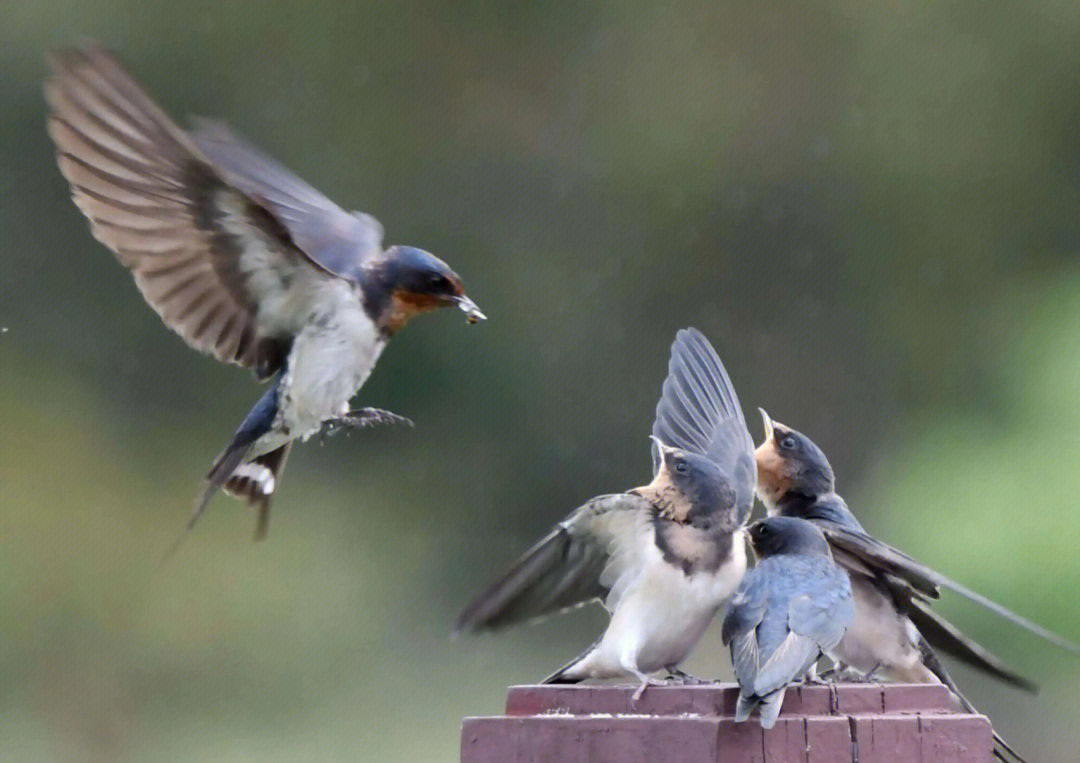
[632,438,738,529]
[368,245,484,333]
[747,516,832,559]
[754,409,834,506]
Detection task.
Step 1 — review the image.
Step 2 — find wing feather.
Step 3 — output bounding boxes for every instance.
[45,46,345,374]
[652,328,756,523]
[820,520,1080,655]
[455,494,652,633]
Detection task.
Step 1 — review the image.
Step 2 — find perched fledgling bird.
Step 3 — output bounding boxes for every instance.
[456,329,755,701]
[45,46,484,540]
[754,412,1080,761]
[721,516,854,729]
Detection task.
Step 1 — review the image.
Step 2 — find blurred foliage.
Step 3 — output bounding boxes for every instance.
[2,1,1080,760]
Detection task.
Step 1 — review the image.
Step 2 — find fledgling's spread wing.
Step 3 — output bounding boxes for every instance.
[455,493,653,633]
[651,328,756,524]
[820,520,1080,655]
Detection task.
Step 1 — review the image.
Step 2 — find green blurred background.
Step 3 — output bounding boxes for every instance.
[2,1,1080,760]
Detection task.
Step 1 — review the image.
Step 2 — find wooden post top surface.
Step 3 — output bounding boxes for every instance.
[461,683,994,762]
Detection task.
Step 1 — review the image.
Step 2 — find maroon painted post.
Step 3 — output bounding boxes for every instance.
[460,683,993,762]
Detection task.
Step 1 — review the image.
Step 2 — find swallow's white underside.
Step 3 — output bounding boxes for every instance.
[836,573,937,683]
[568,527,747,680]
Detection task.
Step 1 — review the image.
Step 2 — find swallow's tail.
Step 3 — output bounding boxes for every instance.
[918,636,1027,763]
[907,597,1038,693]
[167,386,282,557]
[222,442,292,540]
[540,641,598,685]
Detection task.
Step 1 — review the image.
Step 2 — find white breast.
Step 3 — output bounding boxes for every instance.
[277,283,385,439]
[583,528,747,678]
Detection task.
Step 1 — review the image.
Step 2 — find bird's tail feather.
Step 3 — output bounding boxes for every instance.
[756,689,785,729]
[163,386,283,558]
[222,442,292,540]
[918,636,1027,763]
[906,596,1038,693]
[541,642,596,685]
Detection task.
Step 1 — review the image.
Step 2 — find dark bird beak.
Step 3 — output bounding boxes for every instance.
[454,295,486,323]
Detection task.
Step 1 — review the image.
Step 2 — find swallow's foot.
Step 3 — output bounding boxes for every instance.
[664,667,708,685]
[630,673,666,708]
[858,663,885,684]
[321,408,414,437]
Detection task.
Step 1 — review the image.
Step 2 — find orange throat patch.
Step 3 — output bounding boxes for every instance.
[754,440,793,504]
[382,290,443,334]
[631,467,692,523]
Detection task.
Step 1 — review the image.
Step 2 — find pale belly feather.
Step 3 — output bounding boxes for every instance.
[580,532,747,678]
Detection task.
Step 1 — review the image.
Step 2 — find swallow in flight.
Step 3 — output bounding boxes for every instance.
[45,46,484,540]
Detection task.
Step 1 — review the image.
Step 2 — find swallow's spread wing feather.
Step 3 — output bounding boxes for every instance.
[454,493,652,633]
[45,46,346,375]
[190,119,383,278]
[902,591,1038,693]
[651,328,756,523]
[821,520,1080,656]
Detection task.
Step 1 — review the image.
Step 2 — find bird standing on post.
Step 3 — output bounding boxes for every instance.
[44,46,485,541]
[722,516,855,729]
[456,328,755,702]
[754,412,1080,760]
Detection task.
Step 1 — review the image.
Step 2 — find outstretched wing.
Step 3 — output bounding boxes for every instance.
[651,328,756,523]
[454,493,653,633]
[821,520,1080,656]
[45,46,348,375]
[190,119,384,278]
[903,595,1038,692]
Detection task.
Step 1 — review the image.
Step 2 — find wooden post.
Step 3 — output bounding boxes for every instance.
[461,683,993,762]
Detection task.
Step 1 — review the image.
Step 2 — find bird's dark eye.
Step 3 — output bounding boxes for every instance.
[428,273,449,290]
[780,436,796,450]
[673,460,689,475]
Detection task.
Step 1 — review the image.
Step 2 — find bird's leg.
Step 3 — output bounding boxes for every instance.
[630,670,665,707]
[320,407,414,437]
[801,663,826,686]
[801,662,841,713]
[860,663,884,684]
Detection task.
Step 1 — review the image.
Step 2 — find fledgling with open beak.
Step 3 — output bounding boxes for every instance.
[45,46,484,542]
[456,328,755,702]
[754,412,1080,761]
[722,516,854,729]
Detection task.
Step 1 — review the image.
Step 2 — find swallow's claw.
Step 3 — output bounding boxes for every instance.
[346,407,414,428]
[321,407,414,437]
[664,667,707,685]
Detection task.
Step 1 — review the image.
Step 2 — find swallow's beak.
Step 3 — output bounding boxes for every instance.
[649,435,674,466]
[758,408,774,441]
[454,295,486,324]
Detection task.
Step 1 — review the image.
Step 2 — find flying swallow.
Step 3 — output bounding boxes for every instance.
[455,328,755,701]
[45,46,484,540]
[754,411,1080,761]
[721,516,855,729]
